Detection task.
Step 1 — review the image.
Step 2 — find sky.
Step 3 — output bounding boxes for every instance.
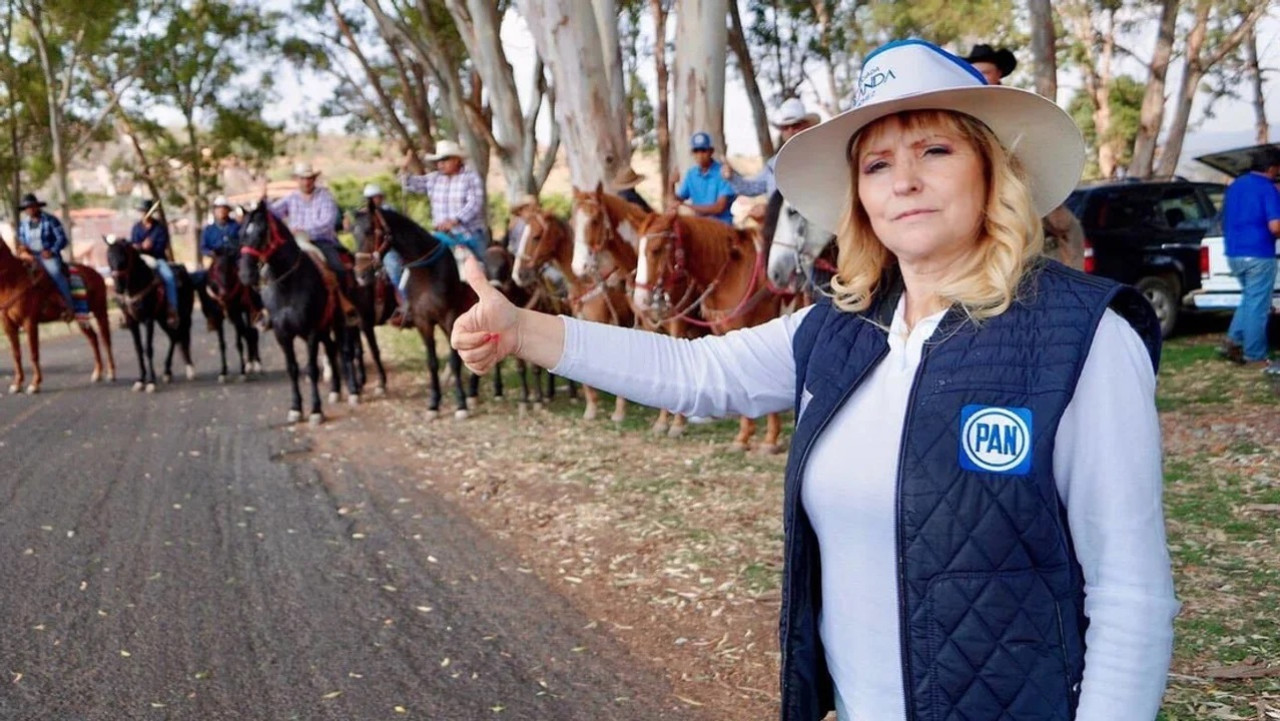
[255,7,1280,172]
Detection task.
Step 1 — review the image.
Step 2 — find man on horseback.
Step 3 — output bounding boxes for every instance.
[400,140,488,261]
[270,163,348,278]
[609,166,654,214]
[721,98,820,222]
[673,132,736,225]
[129,199,181,325]
[364,182,410,327]
[15,193,74,321]
[201,195,265,327]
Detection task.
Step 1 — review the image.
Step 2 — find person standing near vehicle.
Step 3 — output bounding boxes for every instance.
[1219,147,1280,374]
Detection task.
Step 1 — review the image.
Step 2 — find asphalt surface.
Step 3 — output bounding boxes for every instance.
[0,325,696,720]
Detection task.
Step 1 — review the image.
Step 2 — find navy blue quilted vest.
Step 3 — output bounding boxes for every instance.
[779,262,1160,721]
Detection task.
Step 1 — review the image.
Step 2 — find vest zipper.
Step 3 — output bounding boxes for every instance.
[783,342,888,719]
[895,343,935,721]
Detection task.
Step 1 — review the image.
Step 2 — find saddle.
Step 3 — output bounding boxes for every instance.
[296,236,360,326]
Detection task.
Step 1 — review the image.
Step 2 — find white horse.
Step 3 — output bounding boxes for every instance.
[766,197,836,294]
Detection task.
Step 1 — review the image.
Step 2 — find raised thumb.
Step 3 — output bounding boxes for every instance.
[462,254,496,297]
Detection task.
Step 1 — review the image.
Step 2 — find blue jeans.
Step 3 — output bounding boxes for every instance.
[37,256,74,310]
[433,230,486,261]
[382,249,406,305]
[153,259,179,313]
[1227,256,1277,361]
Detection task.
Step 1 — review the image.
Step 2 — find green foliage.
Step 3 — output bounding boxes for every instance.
[1069,75,1146,179]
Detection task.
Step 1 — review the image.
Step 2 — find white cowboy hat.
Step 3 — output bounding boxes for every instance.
[426,140,466,161]
[509,194,540,215]
[292,162,321,178]
[362,183,384,199]
[212,195,231,208]
[772,98,821,128]
[774,39,1085,235]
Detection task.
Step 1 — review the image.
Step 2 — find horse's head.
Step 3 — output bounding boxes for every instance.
[767,199,835,293]
[633,212,682,311]
[350,202,384,287]
[103,234,134,292]
[209,244,240,293]
[511,209,564,288]
[238,201,274,287]
[570,186,612,277]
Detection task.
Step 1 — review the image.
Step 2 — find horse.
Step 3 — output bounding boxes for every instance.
[351,202,479,419]
[344,211,399,397]
[104,237,196,393]
[512,206,632,421]
[763,192,837,305]
[633,212,787,453]
[0,240,115,393]
[197,246,263,383]
[239,201,360,424]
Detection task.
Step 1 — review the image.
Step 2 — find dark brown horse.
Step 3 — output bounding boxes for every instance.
[104,238,196,393]
[512,206,632,421]
[353,203,479,419]
[633,211,786,452]
[197,245,263,382]
[0,240,115,393]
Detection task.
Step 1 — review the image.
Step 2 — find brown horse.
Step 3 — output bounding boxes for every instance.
[512,206,634,422]
[633,212,786,452]
[0,240,115,394]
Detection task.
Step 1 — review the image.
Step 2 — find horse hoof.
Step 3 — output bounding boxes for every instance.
[163,374,172,384]
[348,395,360,407]
[218,375,227,384]
[583,407,598,421]
[425,410,440,422]
[651,423,669,437]
[373,386,386,397]
[131,382,143,392]
[185,365,196,380]
[756,443,784,456]
[327,391,338,404]
[731,441,750,453]
[25,384,38,395]
[287,410,302,423]
[667,425,686,439]
[454,409,469,421]
[108,372,117,383]
[611,413,626,423]
[308,413,323,426]
[91,371,102,383]
[145,383,157,394]
[493,392,504,401]
[8,385,18,395]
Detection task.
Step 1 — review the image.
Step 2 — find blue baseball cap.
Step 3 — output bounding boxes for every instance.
[690,131,713,151]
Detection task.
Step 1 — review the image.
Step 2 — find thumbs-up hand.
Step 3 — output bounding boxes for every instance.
[452,254,520,374]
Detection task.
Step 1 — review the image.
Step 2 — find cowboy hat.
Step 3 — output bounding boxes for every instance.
[362,183,384,199]
[292,162,321,178]
[772,98,821,128]
[509,194,540,215]
[775,39,1084,235]
[964,44,1017,79]
[610,166,645,191]
[212,195,231,208]
[426,140,466,161]
[19,193,46,209]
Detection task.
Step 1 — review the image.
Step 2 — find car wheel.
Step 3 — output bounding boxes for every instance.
[1136,274,1180,338]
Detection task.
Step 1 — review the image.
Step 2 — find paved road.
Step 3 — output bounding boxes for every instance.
[0,326,696,720]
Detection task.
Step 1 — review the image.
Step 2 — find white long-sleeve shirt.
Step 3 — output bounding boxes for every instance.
[551,301,1179,720]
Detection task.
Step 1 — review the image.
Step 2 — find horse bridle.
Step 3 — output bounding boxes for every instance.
[240,211,304,286]
[110,245,163,315]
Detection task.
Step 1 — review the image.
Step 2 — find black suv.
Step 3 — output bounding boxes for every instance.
[1065,179,1224,337]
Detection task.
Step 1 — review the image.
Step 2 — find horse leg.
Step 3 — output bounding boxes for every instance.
[568,378,579,401]
[352,325,367,391]
[362,323,387,395]
[279,334,303,423]
[758,412,784,455]
[231,314,247,379]
[180,316,195,380]
[582,384,599,421]
[667,413,688,439]
[420,326,442,420]
[306,334,324,424]
[611,395,627,423]
[4,319,22,394]
[94,303,116,382]
[127,321,146,391]
[23,317,40,394]
[652,409,671,436]
[338,325,361,406]
[77,317,103,383]
[246,320,262,374]
[733,416,757,452]
[161,321,177,384]
[545,369,555,401]
[143,320,158,392]
[449,343,469,420]
[466,363,479,403]
[215,320,229,383]
[492,358,505,400]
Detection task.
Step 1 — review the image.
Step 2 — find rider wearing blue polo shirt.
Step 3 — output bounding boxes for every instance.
[1221,146,1280,373]
[674,132,736,225]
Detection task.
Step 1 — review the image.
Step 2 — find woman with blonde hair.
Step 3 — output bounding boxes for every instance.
[450,39,1178,721]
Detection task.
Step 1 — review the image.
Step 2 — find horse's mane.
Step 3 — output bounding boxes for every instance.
[761,191,784,246]
[587,191,650,226]
[674,214,753,247]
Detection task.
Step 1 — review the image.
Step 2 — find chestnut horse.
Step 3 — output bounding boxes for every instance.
[0,240,115,393]
[512,206,633,421]
[633,212,786,452]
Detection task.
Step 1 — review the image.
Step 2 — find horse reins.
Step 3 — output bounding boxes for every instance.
[241,211,304,287]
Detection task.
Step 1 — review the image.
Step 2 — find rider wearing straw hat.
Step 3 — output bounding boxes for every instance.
[722,97,821,221]
[15,192,75,320]
[199,195,241,261]
[270,162,349,280]
[448,39,1177,721]
[608,166,654,214]
[399,140,488,261]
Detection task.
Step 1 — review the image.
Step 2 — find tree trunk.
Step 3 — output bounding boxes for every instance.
[517,0,631,189]
[1245,24,1268,145]
[670,0,728,178]
[726,0,773,158]
[186,116,203,268]
[1027,0,1057,100]
[1128,0,1179,178]
[651,0,671,207]
[26,6,72,235]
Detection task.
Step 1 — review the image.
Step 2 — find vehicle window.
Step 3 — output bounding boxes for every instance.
[1156,187,1210,230]
[1198,184,1225,217]
[1091,189,1160,230]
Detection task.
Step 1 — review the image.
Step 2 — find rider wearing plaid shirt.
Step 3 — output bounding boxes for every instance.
[270,163,348,281]
[399,140,488,262]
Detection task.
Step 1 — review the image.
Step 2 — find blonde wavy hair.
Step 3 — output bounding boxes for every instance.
[830,109,1045,321]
